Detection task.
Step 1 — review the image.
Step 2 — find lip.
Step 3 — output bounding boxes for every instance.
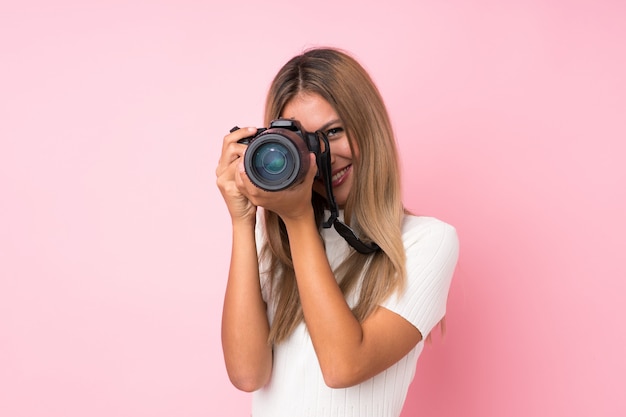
[331,165,352,187]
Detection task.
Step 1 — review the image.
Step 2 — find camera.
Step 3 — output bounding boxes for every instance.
[234,119,328,192]
[230,119,379,254]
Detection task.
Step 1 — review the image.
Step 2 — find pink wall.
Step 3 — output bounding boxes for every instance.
[1,1,624,416]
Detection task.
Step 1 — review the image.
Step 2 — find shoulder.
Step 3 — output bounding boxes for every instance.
[401,215,459,254]
[400,215,459,308]
[380,215,459,337]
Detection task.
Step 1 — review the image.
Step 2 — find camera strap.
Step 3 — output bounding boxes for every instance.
[317,133,380,255]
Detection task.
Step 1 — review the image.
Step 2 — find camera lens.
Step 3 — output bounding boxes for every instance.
[254,143,289,176]
[243,128,311,191]
[246,136,299,190]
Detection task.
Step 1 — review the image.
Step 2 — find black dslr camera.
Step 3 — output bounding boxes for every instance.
[233,119,329,192]
[230,118,380,254]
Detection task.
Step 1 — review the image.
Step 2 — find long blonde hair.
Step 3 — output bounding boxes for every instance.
[261,48,406,344]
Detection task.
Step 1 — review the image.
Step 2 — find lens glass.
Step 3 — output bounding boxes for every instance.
[253,142,294,181]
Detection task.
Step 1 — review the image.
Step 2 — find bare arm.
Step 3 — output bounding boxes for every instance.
[216,127,272,392]
[282,211,421,388]
[220,218,272,392]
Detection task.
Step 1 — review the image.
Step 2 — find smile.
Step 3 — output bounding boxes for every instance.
[331,165,351,187]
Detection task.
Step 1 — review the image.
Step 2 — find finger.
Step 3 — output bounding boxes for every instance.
[223,126,257,147]
[216,126,257,174]
[215,153,238,179]
[236,159,273,205]
[234,158,250,193]
[236,159,261,196]
[306,153,318,181]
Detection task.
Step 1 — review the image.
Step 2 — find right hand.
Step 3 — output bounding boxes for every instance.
[215,126,258,224]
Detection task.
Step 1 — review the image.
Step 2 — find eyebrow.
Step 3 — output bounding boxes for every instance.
[316,118,342,132]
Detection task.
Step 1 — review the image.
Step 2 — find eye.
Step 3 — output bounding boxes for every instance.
[326,127,344,138]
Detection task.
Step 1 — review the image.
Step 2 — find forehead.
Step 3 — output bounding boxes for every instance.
[281,93,339,132]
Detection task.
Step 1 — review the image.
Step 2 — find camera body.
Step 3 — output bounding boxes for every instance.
[236,119,326,192]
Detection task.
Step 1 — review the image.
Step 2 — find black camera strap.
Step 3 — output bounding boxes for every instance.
[317,133,380,255]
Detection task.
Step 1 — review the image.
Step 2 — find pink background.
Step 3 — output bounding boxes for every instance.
[1,1,625,416]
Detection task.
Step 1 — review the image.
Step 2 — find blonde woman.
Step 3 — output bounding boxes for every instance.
[216,47,459,417]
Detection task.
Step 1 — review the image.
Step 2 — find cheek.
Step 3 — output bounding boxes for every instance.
[333,139,355,159]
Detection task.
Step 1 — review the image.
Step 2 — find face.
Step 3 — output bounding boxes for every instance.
[281,93,357,208]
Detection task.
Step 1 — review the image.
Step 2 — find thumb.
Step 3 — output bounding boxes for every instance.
[307,152,318,180]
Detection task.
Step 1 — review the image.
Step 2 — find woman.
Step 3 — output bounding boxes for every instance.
[216,47,459,417]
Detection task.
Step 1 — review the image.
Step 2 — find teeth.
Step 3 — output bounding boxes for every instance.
[332,166,349,183]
